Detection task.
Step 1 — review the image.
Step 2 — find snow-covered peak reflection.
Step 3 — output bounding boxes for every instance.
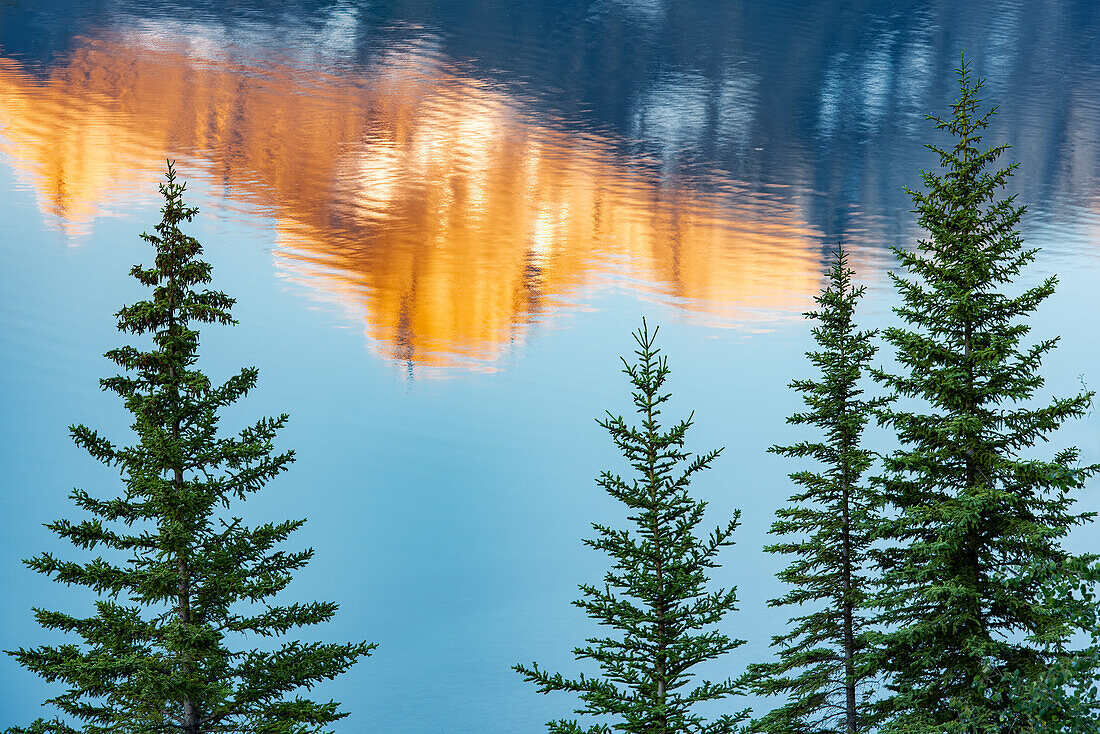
[0,28,831,375]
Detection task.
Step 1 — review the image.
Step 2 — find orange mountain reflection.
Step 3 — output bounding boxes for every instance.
[0,31,828,372]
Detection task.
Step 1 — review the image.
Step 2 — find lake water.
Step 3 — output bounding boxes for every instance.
[2,1,1099,731]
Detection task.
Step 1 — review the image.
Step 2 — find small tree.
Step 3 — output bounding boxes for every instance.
[868,58,1100,733]
[515,320,749,734]
[5,162,374,734]
[740,245,884,734]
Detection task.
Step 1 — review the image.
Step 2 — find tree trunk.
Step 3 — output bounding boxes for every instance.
[168,292,200,734]
[840,330,858,734]
[648,399,668,734]
[177,463,199,733]
[842,476,857,734]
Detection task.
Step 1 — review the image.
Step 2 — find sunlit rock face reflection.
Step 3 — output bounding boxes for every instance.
[0,21,828,372]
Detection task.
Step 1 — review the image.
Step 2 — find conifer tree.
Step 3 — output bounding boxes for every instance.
[868,59,1100,733]
[514,320,749,734]
[5,162,374,734]
[740,245,883,734]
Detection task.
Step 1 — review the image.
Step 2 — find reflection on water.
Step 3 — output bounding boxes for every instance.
[3,1,1097,371]
[2,5,1100,734]
[0,27,836,372]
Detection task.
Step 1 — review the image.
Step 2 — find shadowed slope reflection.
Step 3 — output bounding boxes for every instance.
[0,30,827,371]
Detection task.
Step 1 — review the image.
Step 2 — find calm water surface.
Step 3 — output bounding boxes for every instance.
[2,1,1099,731]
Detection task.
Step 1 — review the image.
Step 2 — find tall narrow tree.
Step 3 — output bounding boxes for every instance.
[868,58,1100,733]
[515,320,749,734]
[6,162,374,734]
[740,245,883,734]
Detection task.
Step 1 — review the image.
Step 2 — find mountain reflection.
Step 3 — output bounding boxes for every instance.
[0,29,828,371]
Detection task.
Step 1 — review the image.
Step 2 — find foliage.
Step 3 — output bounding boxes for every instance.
[740,245,884,734]
[868,58,1100,733]
[515,320,749,734]
[5,162,374,734]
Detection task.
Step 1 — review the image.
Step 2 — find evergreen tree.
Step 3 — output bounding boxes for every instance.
[514,320,749,734]
[740,245,883,734]
[868,58,1100,733]
[5,162,374,734]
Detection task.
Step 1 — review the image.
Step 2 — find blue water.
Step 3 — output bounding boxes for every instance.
[1,1,1099,731]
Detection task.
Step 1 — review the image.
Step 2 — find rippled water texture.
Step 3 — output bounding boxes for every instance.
[2,1,1099,732]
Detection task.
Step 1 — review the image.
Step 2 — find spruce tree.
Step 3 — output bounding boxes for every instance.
[740,245,883,734]
[5,162,374,734]
[514,320,749,734]
[868,58,1100,733]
